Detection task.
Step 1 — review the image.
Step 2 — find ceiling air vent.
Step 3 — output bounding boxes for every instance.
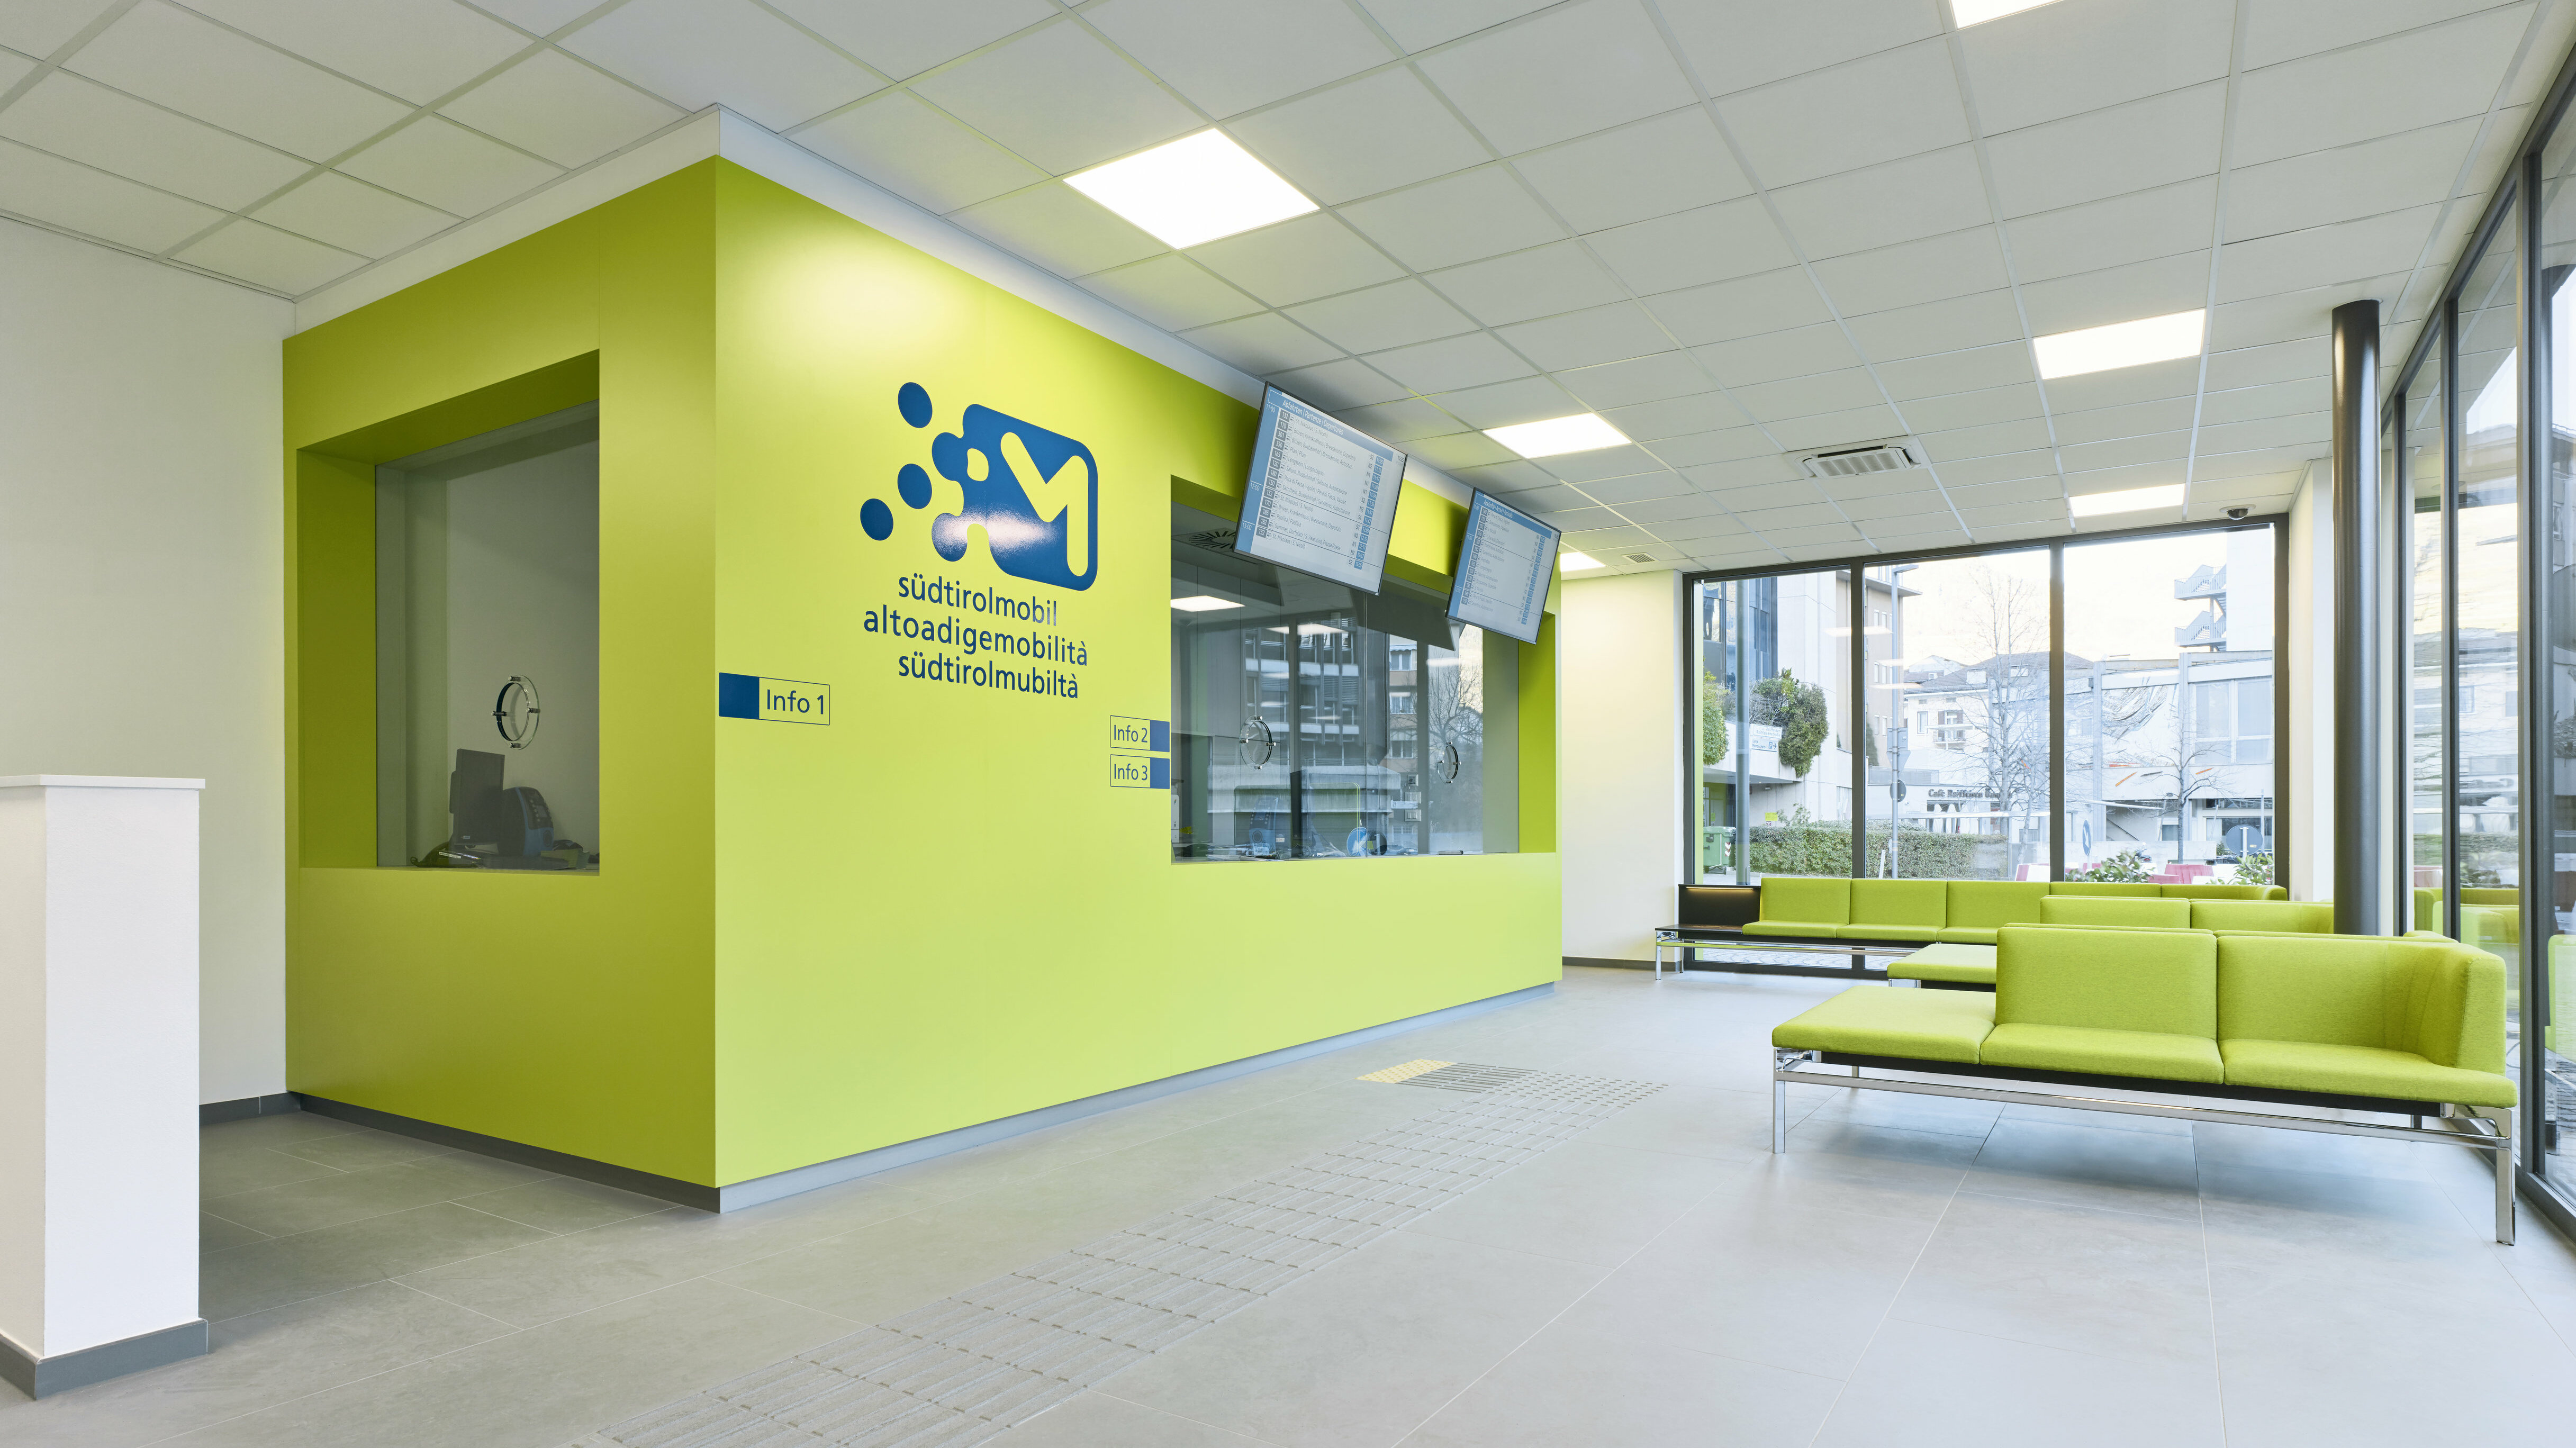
[1622,552,1656,564]
[1795,439,1919,479]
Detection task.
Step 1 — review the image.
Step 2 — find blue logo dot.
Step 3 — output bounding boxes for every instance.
[860,498,893,540]
[897,463,933,510]
[897,382,933,429]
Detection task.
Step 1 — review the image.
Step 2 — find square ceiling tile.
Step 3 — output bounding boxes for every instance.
[2225,117,2480,242]
[1083,253,1262,330]
[561,0,880,132]
[1547,449,1669,486]
[1512,108,1749,233]
[2192,446,2320,481]
[1189,213,1403,305]
[1428,374,1584,428]
[2209,273,2406,350]
[766,0,1051,79]
[1451,458,1565,492]
[1644,425,1768,465]
[2231,8,2532,169]
[2195,414,2330,455]
[1688,322,1863,389]
[954,182,1165,276]
[1927,448,2052,487]
[1088,0,1391,116]
[1562,522,1657,548]
[1958,0,2233,135]
[2059,430,2189,473]
[1356,0,1556,52]
[1845,289,2026,363]
[1769,404,1903,452]
[1983,82,2225,219]
[0,50,33,88]
[1641,266,1833,346]
[2009,180,2217,289]
[253,169,455,256]
[1653,514,1753,542]
[1181,312,1342,373]
[1413,0,1697,154]
[0,71,309,210]
[441,50,683,168]
[1836,488,1948,521]
[2215,203,2446,305]
[2037,356,2200,412]
[1732,500,1849,530]
[1225,67,1490,204]
[1921,418,2052,463]
[2198,377,2329,426]
[68,1,412,160]
[1577,472,1688,505]
[1340,166,1565,271]
[1558,350,1710,410]
[1875,341,2036,399]
[2246,0,2504,71]
[1895,383,2044,433]
[1426,241,1629,325]
[1404,429,1517,470]
[1688,456,1803,491]
[2204,339,2327,392]
[1769,145,1991,259]
[795,91,1044,212]
[1759,522,1863,547]
[1717,39,1968,190]
[0,0,120,57]
[2015,250,2209,335]
[1605,395,1753,441]
[909,19,1198,173]
[1367,331,1532,392]
[1284,278,1477,353]
[174,216,365,292]
[1975,519,2072,543]
[1661,0,1938,95]
[186,0,527,106]
[0,135,223,251]
[1586,196,1796,295]
[1811,226,2010,316]
[1958,499,2067,529]
[2050,396,2195,446]
[1944,476,2063,509]
[1267,358,1412,410]
[337,114,561,216]
[467,0,596,33]
[1496,302,1671,371]
[1334,397,1469,442]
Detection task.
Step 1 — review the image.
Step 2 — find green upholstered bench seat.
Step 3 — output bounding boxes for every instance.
[1981,1022,2225,1081]
[1768,985,1993,1063]
[2218,1039,2517,1107]
[1744,877,2288,947]
[1885,943,1997,984]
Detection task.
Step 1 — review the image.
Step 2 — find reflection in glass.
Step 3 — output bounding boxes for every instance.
[1691,571,1852,881]
[2540,133,2576,1181]
[2406,366,2449,929]
[2063,528,2276,884]
[375,404,601,872]
[1864,553,2050,879]
[1169,503,1515,860]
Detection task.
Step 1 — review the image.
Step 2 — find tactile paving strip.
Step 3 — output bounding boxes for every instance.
[582,1067,1661,1448]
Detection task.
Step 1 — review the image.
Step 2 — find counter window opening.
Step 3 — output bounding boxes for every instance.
[373,402,601,873]
[1167,501,1520,861]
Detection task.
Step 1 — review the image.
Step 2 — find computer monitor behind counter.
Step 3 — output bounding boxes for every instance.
[448,747,567,868]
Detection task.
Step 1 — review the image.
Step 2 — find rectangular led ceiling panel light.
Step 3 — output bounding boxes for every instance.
[2032,310,2206,380]
[1952,0,2063,24]
[2068,483,2186,518]
[1485,413,1630,458]
[1066,130,1318,249]
[1559,550,1607,572]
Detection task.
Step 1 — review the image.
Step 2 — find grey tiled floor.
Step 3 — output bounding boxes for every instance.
[6,965,2575,1447]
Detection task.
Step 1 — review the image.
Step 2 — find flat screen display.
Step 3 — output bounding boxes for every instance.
[1447,491,1560,646]
[1234,387,1406,594]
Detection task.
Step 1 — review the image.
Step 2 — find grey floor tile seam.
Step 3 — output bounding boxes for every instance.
[1797,1128,1975,1444]
[584,1069,1667,1448]
[197,1200,604,1328]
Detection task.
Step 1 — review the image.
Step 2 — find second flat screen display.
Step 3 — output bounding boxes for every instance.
[1235,387,1406,593]
[1448,491,1560,646]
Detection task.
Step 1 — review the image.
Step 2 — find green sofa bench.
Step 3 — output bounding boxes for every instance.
[1740,877,2289,952]
[1771,926,2518,1241]
[1884,898,2342,989]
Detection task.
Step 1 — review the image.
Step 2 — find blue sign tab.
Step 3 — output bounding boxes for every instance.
[1150,719,1170,753]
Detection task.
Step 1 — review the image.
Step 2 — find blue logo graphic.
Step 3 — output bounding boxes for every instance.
[867,382,1098,591]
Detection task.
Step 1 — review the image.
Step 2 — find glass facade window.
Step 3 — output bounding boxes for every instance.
[2405,357,2449,928]
[1691,569,1852,881]
[1168,502,1516,861]
[374,403,601,872]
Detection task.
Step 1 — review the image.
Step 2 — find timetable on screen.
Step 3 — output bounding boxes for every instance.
[1446,491,1560,646]
[1234,387,1406,593]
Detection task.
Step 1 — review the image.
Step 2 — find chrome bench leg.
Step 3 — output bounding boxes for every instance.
[2480,1105,2515,1245]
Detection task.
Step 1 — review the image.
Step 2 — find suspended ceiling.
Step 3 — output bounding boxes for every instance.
[0,0,2566,574]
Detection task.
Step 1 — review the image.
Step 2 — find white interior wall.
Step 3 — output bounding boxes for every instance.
[1560,571,1683,963]
[0,219,293,1105]
[2285,460,2335,901]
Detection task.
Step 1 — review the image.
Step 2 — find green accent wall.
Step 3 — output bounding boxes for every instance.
[285,158,1561,1191]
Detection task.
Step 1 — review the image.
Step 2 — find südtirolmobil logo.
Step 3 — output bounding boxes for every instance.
[860,382,1097,591]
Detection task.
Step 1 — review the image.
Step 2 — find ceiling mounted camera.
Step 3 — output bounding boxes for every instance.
[2225,506,2250,520]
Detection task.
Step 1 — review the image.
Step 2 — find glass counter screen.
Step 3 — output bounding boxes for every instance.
[1235,387,1405,593]
[1447,492,1559,646]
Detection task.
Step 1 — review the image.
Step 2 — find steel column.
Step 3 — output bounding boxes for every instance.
[2331,298,2388,935]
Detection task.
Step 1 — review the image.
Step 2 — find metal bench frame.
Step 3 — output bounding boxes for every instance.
[1771,1047,2517,1244]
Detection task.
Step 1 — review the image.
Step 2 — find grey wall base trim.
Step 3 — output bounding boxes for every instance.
[295,1096,726,1210]
[1,1319,208,1398]
[1565,956,1652,971]
[300,981,1557,1215]
[200,1093,301,1126]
